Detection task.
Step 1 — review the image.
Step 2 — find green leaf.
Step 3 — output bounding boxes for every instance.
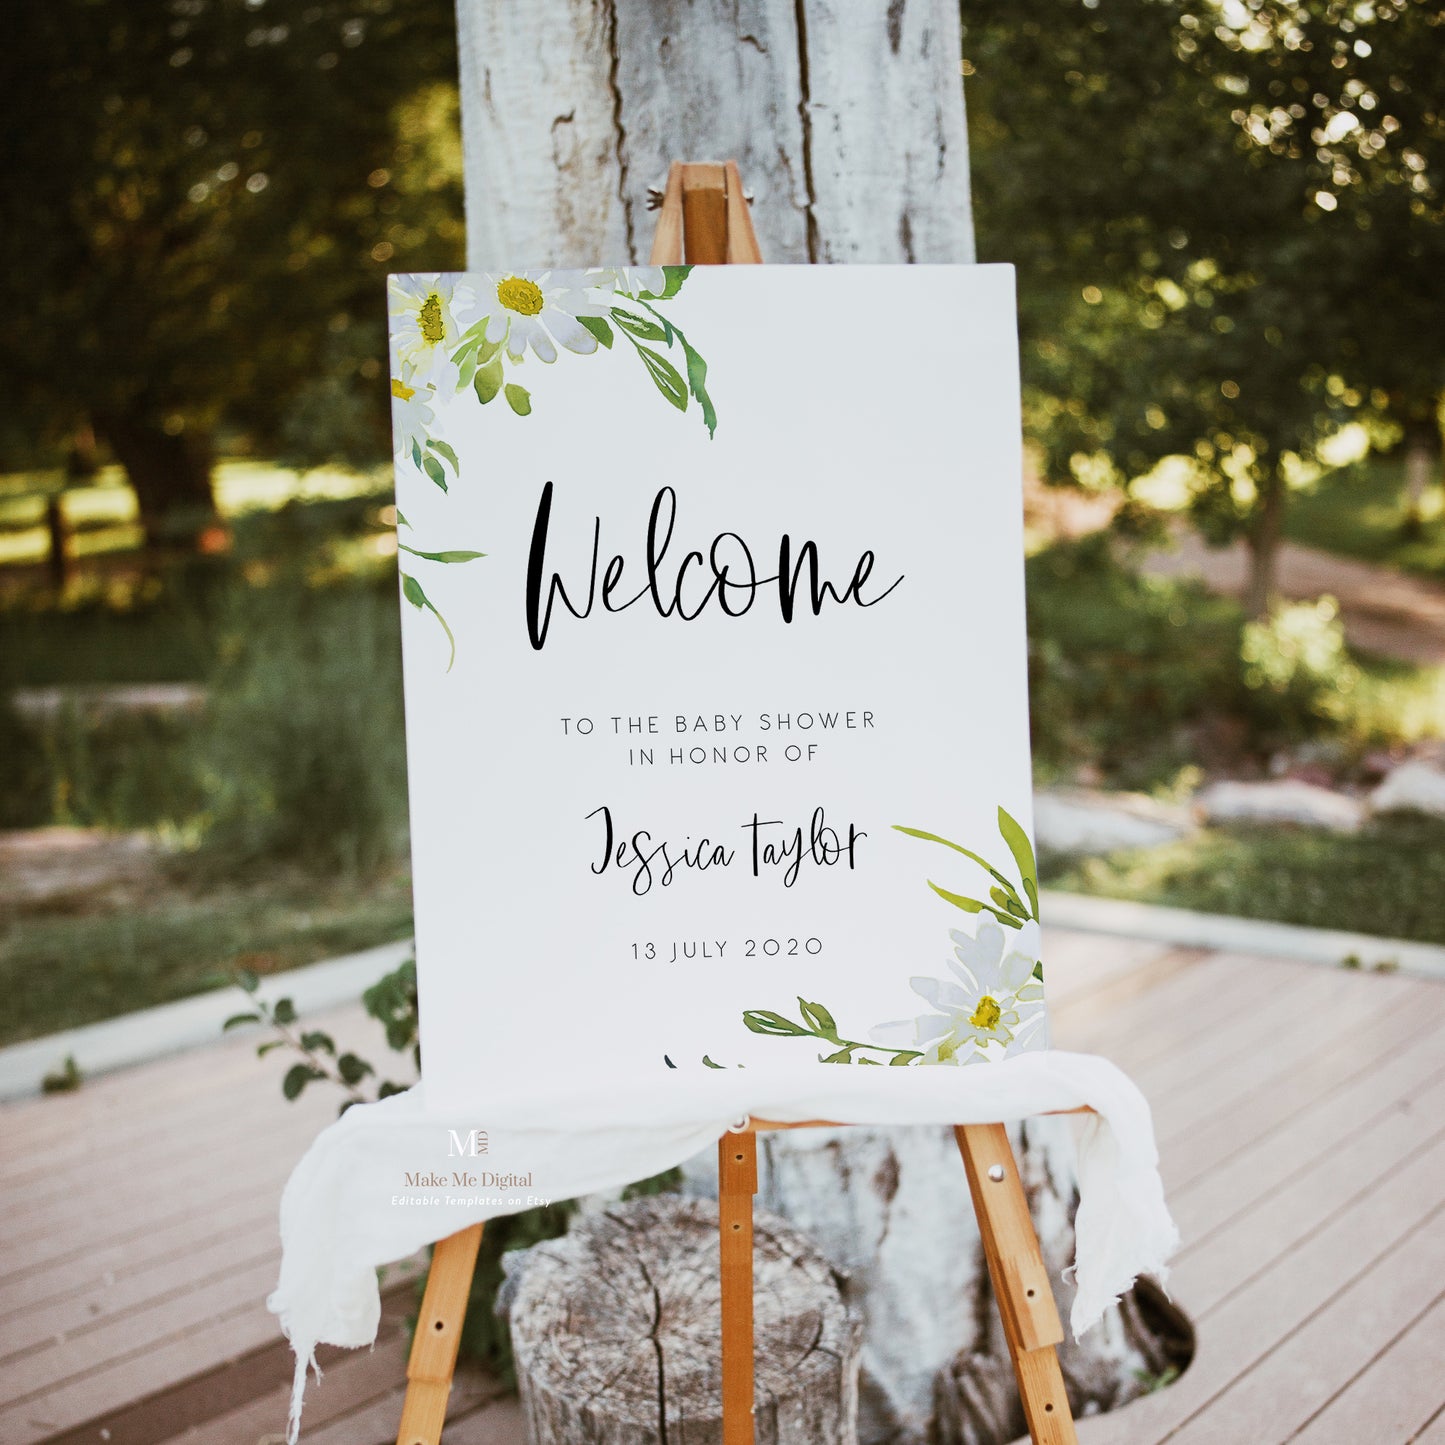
[612,307,668,343]
[282,1063,321,1101]
[889,1050,923,1065]
[337,1052,374,1084]
[742,1009,809,1037]
[577,314,614,349]
[991,886,1030,919]
[635,345,688,411]
[504,383,532,416]
[454,323,504,366]
[681,337,718,437]
[257,1039,287,1057]
[272,997,297,1026]
[300,1031,335,1055]
[927,880,1026,928]
[427,438,460,474]
[422,455,448,492]
[222,1012,260,1031]
[644,265,692,300]
[798,998,839,1041]
[858,1056,882,1065]
[819,1046,854,1064]
[702,1054,725,1069]
[474,357,504,404]
[998,807,1041,919]
[410,437,423,468]
[893,825,1026,909]
[395,509,410,529]
[398,544,486,564]
[401,572,458,671]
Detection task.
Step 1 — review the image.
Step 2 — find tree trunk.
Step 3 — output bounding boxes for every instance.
[454,5,1176,1438]
[1245,470,1285,620]
[95,408,219,553]
[1402,415,1440,536]
[504,1195,864,1444]
[456,0,975,267]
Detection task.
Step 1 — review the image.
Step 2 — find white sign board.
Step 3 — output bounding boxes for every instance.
[388,264,1047,1112]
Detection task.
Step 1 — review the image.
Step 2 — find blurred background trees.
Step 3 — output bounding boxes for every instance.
[0,0,1442,1049]
[964,0,1443,614]
[0,0,462,549]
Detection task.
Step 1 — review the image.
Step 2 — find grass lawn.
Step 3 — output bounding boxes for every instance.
[1043,813,1445,947]
[0,868,414,1046]
[1285,453,1445,579]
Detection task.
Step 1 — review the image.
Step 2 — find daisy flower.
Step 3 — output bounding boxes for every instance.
[389,274,470,388]
[390,372,436,469]
[870,918,1047,1066]
[473,270,609,364]
[588,265,668,299]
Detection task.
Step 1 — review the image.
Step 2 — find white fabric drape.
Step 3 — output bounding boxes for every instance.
[270,1049,1177,1442]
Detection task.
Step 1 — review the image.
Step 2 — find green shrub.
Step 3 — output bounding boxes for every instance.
[1239,597,1358,738]
[1025,535,1246,787]
[197,570,409,875]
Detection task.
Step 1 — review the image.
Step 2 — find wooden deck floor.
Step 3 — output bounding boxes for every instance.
[1,929,1442,1444]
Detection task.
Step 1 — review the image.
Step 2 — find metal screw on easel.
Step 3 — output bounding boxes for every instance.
[988,1164,1006,1182]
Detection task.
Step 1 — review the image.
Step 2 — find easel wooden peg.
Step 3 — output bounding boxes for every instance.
[393,162,1078,1445]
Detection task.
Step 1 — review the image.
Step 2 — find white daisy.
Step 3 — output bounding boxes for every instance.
[588,265,668,299]
[390,373,436,468]
[870,917,1047,1066]
[473,270,608,364]
[389,274,470,387]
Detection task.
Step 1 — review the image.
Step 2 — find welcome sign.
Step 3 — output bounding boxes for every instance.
[388,265,1047,1112]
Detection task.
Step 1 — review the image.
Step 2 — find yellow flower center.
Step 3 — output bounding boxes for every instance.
[391,377,416,401]
[496,276,545,316]
[969,995,1002,1032]
[418,292,446,345]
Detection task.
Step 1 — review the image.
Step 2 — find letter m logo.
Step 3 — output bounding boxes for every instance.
[447,1129,484,1157]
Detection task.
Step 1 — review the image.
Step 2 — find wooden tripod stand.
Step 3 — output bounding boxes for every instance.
[394,161,1079,1445]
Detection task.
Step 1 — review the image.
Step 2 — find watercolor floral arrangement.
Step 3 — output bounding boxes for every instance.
[738,807,1047,1068]
[386,265,717,667]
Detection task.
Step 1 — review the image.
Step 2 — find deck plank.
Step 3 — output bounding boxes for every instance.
[1288,1291,1445,1445]
[1168,1208,1445,1443]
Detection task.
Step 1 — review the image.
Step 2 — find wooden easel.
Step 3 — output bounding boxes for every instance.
[394,160,1079,1445]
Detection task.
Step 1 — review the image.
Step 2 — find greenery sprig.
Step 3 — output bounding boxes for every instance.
[224,959,418,1113]
[744,995,923,1066]
[893,805,1042,934]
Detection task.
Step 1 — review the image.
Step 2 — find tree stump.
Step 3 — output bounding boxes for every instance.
[504,1194,864,1445]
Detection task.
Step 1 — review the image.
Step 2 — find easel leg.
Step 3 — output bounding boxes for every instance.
[718,1131,759,1445]
[955,1125,1078,1445]
[396,1222,484,1445]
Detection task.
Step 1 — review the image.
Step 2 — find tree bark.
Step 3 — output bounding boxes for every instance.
[1245,470,1285,620]
[456,0,975,268]
[95,408,219,553]
[504,1195,864,1444]
[454,5,1177,1438]
[1402,415,1440,535]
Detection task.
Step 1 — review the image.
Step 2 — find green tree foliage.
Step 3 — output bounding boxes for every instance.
[0,0,463,548]
[963,0,1443,613]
